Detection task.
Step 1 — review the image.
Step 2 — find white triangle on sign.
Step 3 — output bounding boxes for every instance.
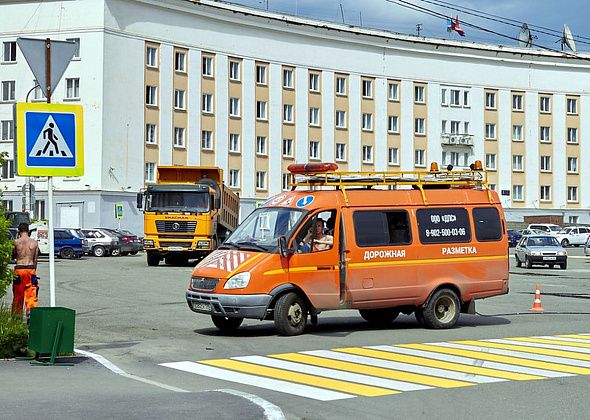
[29,115,73,158]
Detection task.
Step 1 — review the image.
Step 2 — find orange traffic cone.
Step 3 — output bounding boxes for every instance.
[529,284,544,312]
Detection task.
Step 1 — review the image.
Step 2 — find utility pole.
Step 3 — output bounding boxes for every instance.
[416,23,423,36]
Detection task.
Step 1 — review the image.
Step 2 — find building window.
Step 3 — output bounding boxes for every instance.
[540,96,551,113]
[282,138,293,157]
[512,124,523,141]
[174,51,186,73]
[388,83,399,101]
[450,120,460,134]
[362,113,373,131]
[309,140,320,160]
[283,104,293,123]
[485,92,496,109]
[0,159,14,179]
[335,143,346,162]
[309,73,320,92]
[174,89,185,110]
[362,79,373,98]
[145,85,157,106]
[450,89,460,106]
[229,60,240,81]
[414,149,425,167]
[34,200,46,220]
[485,123,496,140]
[488,184,496,191]
[485,153,496,170]
[145,162,156,182]
[201,130,213,150]
[512,155,523,172]
[282,173,290,191]
[2,81,16,102]
[2,41,17,62]
[146,46,158,68]
[309,108,320,126]
[540,126,551,143]
[568,186,578,202]
[441,88,448,106]
[202,93,213,113]
[464,122,470,134]
[65,78,80,99]
[283,69,293,88]
[567,157,578,174]
[145,124,157,144]
[567,98,578,114]
[256,171,267,190]
[256,101,267,120]
[336,77,346,95]
[567,127,578,144]
[540,185,551,201]
[1,120,14,141]
[540,156,551,172]
[512,185,523,201]
[388,147,399,166]
[414,118,425,135]
[202,56,213,76]
[512,94,523,111]
[32,79,45,101]
[335,111,346,128]
[256,136,267,156]
[256,65,267,85]
[229,133,240,153]
[229,169,240,188]
[1,200,13,211]
[463,91,470,107]
[173,127,184,147]
[388,116,399,133]
[229,97,240,117]
[414,86,425,103]
[362,145,373,164]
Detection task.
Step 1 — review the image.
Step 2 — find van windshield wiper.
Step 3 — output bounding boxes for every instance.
[234,241,268,252]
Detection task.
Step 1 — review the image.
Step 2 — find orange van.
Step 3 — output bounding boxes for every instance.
[186,162,509,335]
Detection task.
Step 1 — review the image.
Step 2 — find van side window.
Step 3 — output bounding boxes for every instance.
[353,210,411,247]
[295,210,335,253]
[416,208,471,244]
[472,207,502,241]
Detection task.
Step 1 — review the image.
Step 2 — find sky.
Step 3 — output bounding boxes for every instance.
[221,0,589,52]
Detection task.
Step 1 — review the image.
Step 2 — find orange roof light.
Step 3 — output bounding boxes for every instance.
[472,160,483,171]
[287,162,338,174]
[429,162,439,172]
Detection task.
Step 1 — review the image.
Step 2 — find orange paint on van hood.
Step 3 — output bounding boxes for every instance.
[193,249,265,278]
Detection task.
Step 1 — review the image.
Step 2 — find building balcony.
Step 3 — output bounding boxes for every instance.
[441,133,474,146]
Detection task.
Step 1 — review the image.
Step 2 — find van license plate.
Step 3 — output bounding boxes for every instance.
[543,256,556,261]
[193,302,211,312]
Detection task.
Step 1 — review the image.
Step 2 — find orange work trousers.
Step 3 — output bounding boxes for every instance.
[12,266,38,316]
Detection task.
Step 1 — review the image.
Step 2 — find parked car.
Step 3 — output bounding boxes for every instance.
[554,226,590,247]
[53,228,87,259]
[507,230,522,247]
[81,228,120,257]
[518,228,547,237]
[8,228,17,240]
[515,234,567,269]
[527,224,561,236]
[101,228,142,256]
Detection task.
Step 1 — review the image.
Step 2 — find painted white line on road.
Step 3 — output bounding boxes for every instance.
[215,389,286,420]
[537,336,590,344]
[161,361,354,401]
[488,339,590,354]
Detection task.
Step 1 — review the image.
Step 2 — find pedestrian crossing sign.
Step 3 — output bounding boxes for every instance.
[15,102,84,176]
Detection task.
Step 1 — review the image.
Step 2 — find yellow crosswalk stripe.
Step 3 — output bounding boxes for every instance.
[269,352,472,388]
[335,347,542,381]
[458,340,590,364]
[507,337,590,349]
[410,342,590,375]
[200,359,398,397]
[559,334,590,341]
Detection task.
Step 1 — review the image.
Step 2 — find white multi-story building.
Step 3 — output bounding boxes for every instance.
[1,0,590,232]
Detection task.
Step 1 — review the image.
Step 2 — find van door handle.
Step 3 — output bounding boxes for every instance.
[317,266,333,270]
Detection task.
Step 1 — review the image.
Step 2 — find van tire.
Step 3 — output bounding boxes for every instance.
[93,245,106,257]
[60,247,75,259]
[359,308,399,326]
[211,315,243,332]
[415,308,425,326]
[422,289,460,329]
[274,292,308,336]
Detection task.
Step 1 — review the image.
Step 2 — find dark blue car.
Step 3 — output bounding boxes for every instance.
[54,228,87,259]
[507,229,522,247]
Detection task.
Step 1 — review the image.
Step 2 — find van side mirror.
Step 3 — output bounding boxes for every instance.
[278,236,289,258]
[136,193,143,210]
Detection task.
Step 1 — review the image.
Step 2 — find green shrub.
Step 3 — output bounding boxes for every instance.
[0,306,28,358]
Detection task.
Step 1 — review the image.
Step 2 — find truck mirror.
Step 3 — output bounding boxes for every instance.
[278,236,288,258]
[215,197,221,210]
[136,193,143,210]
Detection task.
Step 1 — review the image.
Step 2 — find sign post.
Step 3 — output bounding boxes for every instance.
[115,203,124,229]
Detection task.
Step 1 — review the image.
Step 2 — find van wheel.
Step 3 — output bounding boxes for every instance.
[274,292,308,336]
[525,257,532,269]
[415,308,425,326]
[146,252,160,266]
[359,308,399,326]
[60,247,75,259]
[422,289,460,329]
[93,245,106,257]
[515,255,522,267]
[211,315,243,332]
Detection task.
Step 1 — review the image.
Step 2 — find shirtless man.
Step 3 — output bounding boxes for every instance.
[12,222,39,318]
[302,219,334,252]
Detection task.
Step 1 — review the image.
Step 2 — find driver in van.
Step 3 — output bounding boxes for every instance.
[302,219,333,252]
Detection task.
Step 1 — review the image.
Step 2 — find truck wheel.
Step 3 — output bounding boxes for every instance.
[561,239,569,247]
[515,255,522,267]
[359,308,399,326]
[60,247,74,259]
[211,315,243,332]
[147,252,160,266]
[93,245,106,257]
[525,257,532,269]
[422,288,460,329]
[274,292,308,336]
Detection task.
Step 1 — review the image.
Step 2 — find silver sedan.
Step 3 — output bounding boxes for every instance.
[515,235,567,269]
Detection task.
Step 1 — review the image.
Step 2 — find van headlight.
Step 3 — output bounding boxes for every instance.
[224,272,251,289]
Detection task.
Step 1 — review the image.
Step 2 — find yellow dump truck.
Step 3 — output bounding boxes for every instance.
[137,166,239,266]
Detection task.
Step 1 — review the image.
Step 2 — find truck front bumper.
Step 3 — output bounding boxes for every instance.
[186,290,272,320]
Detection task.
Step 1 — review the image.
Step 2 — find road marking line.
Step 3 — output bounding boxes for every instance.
[234,355,425,392]
[559,334,590,341]
[215,389,285,420]
[484,339,590,359]
[201,359,396,397]
[297,350,473,388]
[366,345,542,381]
[505,337,590,351]
[160,361,353,401]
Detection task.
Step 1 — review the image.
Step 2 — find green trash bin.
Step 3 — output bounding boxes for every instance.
[28,307,75,362]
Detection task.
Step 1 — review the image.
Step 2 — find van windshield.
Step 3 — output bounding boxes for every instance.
[222,207,306,252]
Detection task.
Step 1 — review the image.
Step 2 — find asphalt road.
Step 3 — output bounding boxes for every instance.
[2,249,590,419]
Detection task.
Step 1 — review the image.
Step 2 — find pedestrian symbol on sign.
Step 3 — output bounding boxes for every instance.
[29,115,73,158]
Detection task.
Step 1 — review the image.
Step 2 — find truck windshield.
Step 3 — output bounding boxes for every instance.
[222,207,306,252]
[146,191,209,213]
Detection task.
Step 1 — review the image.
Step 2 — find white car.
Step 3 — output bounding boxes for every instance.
[556,226,590,247]
[527,224,561,236]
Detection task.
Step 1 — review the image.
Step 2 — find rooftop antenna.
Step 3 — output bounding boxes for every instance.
[416,23,423,36]
[561,24,577,52]
[518,23,533,48]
